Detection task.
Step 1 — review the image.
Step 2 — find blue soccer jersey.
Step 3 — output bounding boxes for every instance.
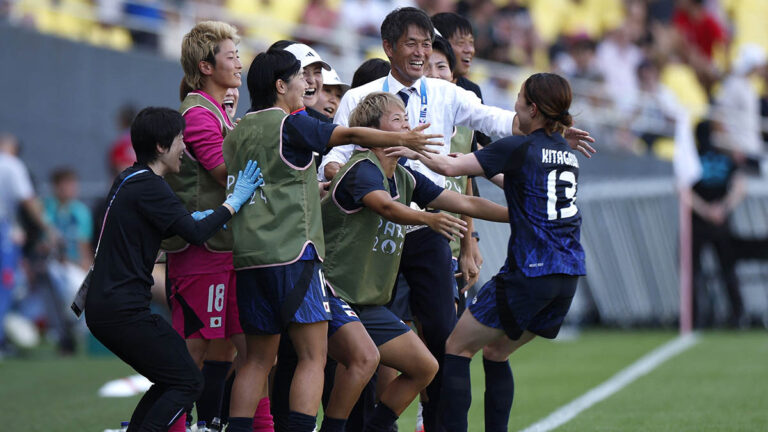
[474,129,586,277]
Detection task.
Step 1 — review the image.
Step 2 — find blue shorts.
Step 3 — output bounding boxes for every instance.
[236,260,331,335]
[328,295,360,338]
[353,305,411,346]
[468,266,578,340]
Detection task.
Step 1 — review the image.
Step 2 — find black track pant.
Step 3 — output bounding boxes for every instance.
[89,314,204,432]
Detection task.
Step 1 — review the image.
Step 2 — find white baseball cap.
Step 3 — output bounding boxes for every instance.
[321,67,350,92]
[284,43,331,70]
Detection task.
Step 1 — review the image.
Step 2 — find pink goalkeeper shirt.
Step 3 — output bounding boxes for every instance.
[167,90,234,278]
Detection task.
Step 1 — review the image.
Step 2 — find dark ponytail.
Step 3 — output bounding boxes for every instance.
[522,73,573,135]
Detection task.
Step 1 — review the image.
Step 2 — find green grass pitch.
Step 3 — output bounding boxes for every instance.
[2,330,766,431]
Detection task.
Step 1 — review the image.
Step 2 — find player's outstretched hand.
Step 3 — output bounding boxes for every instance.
[191,209,214,221]
[564,127,596,158]
[225,160,264,212]
[398,123,442,158]
[426,212,468,242]
[383,146,419,160]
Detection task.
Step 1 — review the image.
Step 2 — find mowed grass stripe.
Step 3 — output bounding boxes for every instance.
[558,330,768,432]
[520,334,698,432]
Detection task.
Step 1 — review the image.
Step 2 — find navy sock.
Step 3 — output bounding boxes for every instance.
[483,357,514,432]
[288,411,317,432]
[220,371,235,425]
[363,403,398,432]
[197,360,232,423]
[440,354,472,432]
[319,415,347,432]
[225,416,251,432]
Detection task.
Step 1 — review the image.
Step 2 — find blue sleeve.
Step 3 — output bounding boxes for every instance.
[335,160,387,212]
[474,136,528,178]
[406,167,445,208]
[283,114,338,155]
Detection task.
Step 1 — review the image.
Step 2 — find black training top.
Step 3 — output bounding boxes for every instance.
[85,163,232,326]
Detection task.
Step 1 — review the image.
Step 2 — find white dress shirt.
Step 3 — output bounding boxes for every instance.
[318,73,516,185]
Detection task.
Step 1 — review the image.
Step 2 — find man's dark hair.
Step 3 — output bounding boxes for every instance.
[130,107,185,165]
[380,7,434,48]
[351,58,391,88]
[247,49,302,111]
[431,12,473,40]
[431,36,456,72]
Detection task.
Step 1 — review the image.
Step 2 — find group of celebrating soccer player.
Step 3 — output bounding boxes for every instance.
[83,6,595,432]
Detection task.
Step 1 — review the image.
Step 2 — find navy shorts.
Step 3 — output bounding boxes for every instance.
[353,305,411,346]
[236,260,331,335]
[328,295,360,338]
[468,266,578,340]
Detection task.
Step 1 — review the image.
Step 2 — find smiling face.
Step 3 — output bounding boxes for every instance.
[158,133,186,175]
[378,103,410,133]
[208,38,242,90]
[448,31,475,77]
[279,70,308,113]
[384,25,433,86]
[314,85,344,118]
[426,50,453,81]
[223,87,239,118]
[302,63,324,107]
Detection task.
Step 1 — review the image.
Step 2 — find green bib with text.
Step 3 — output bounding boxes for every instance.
[222,108,325,269]
[322,150,415,305]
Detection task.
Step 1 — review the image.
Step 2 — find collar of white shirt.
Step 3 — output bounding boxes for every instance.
[384,73,424,98]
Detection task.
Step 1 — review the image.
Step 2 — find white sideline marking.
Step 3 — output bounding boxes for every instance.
[519,333,699,432]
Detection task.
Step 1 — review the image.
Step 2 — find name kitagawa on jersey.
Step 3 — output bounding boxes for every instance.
[541,148,579,168]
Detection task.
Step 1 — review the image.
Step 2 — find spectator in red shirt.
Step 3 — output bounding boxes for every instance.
[672,0,727,60]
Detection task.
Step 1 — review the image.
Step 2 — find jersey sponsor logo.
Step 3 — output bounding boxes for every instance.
[541,148,579,168]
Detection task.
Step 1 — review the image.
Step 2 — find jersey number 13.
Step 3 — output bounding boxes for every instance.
[546,170,577,220]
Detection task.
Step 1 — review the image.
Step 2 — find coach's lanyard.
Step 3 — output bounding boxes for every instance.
[383,78,428,125]
[94,169,148,257]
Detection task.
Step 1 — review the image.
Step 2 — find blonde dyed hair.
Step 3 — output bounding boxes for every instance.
[181,21,240,90]
[349,92,405,128]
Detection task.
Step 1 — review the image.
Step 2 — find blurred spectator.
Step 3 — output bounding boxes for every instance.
[690,119,746,328]
[301,0,338,34]
[596,24,643,111]
[0,134,53,356]
[672,0,727,61]
[557,38,604,82]
[339,0,389,38]
[122,0,164,50]
[108,104,137,177]
[714,43,767,158]
[43,168,93,270]
[630,59,679,152]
